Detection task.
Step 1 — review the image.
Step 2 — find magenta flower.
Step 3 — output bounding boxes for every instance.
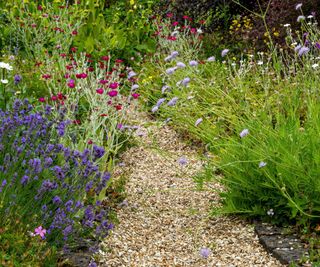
[96,88,104,94]
[109,82,119,89]
[132,93,140,99]
[34,226,46,239]
[67,79,75,88]
[108,90,118,97]
[38,97,45,103]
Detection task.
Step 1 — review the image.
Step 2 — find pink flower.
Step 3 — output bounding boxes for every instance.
[71,30,78,35]
[38,97,45,103]
[99,79,108,84]
[109,82,119,89]
[101,56,110,61]
[67,79,75,88]
[108,90,118,97]
[132,93,140,99]
[172,21,179,26]
[96,88,104,94]
[42,74,51,79]
[34,226,46,239]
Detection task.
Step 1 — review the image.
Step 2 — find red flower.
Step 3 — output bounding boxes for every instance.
[71,47,77,53]
[166,13,173,18]
[76,73,82,79]
[172,21,179,26]
[107,100,112,105]
[167,36,177,41]
[57,92,66,100]
[108,90,118,97]
[87,139,93,145]
[73,120,81,125]
[72,30,78,35]
[35,62,42,67]
[109,82,119,89]
[37,5,43,11]
[85,53,92,58]
[115,59,124,63]
[101,56,110,61]
[39,97,45,102]
[88,67,94,72]
[42,74,51,79]
[51,95,58,101]
[99,79,108,85]
[64,73,70,79]
[190,28,196,34]
[96,88,104,94]
[81,73,87,78]
[60,53,67,58]
[66,65,73,70]
[199,20,206,25]
[100,114,108,117]
[115,104,122,110]
[132,93,140,99]
[67,79,75,88]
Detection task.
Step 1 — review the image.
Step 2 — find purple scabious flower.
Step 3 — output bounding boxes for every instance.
[52,196,62,205]
[20,175,29,185]
[189,60,198,67]
[176,62,186,68]
[166,67,177,75]
[207,56,215,62]
[182,77,191,87]
[170,51,179,58]
[178,156,188,166]
[128,71,137,79]
[195,118,203,126]
[259,161,267,168]
[156,98,166,107]
[221,49,229,57]
[161,85,170,94]
[131,84,139,91]
[93,145,105,160]
[167,97,178,106]
[199,247,211,258]
[239,129,249,138]
[298,46,309,56]
[151,106,159,113]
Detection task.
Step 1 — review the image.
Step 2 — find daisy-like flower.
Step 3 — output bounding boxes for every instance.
[34,226,47,239]
[0,62,13,71]
[239,129,249,138]
[221,49,229,57]
[295,3,302,10]
[1,79,8,84]
[283,23,291,27]
[297,15,305,22]
[267,209,274,216]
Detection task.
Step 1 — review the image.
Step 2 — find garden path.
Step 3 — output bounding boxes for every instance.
[98,112,283,267]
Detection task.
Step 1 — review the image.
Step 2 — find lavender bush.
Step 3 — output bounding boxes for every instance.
[0,99,113,250]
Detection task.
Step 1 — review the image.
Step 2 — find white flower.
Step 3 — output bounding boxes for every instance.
[197,28,203,34]
[257,61,263,65]
[295,3,302,10]
[312,63,319,69]
[259,161,267,168]
[308,15,314,19]
[164,55,173,62]
[297,15,305,22]
[1,79,8,84]
[0,62,13,71]
[171,31,179,36]
[283,23,291,27]
[267,209,274,216]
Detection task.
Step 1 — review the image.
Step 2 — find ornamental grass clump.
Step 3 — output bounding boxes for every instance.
[0,99,113,251]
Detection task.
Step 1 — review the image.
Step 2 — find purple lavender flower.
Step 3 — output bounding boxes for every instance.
[315,42,320,49]
[167,97,178,106]
[93,145,105,160]
[199,247,211,258]
[53,195,62,205]
[88,260,97,267]
[14,74,22,85]
[20,175,29,185]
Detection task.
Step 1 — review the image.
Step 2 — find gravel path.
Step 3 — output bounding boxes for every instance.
[98,114,283,267]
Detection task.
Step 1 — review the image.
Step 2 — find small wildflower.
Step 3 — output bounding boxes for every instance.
[257,61,263,65]
[207,56,216,62]
[166,67,177,75]
[295,3,302,10]
[312,63,319,69]
[178,156,188,166]
[131,84,139,91]
[259,161,267,168]
[297,15,305,22]
[283,23,291,27]
[298,46,309,56]
[161,85,170,94]
[167,97,178,106]
[34,226,46,239]
[165,55,173,62]
[267,209,274,216]
[151,106,159,113]
[239,129,249,138]
[156,98,166,107]
[199,247,211,258]
[170,51,179,58]
[182,77,191,87]
[176,62,186,68]
[189,60,198,67]
[0,62,13,71]
[128,71,137,79]
[221,49,229,57]
[195,118,203,126]
[1,79,8,84]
